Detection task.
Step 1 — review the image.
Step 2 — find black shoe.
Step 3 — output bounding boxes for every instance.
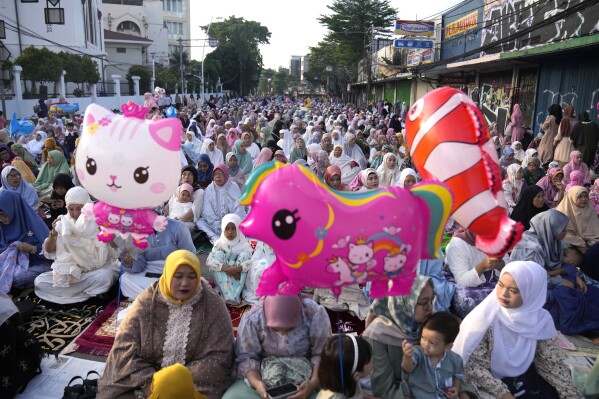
[79,370,100,399]
[62,376,84,399]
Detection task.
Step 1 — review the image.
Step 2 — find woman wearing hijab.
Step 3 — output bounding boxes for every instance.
[445,229,507,318]
[320,133,334,154]
[197,154,214,189]
[555,186,599,253]
[226,152,246,192]
[200,138,224,166]
[510,185,549,231]
[233,140,253,176]
[99,250,234,399]
[311,150,330,179]
[376,152,401,187]
[273,150,288,164]
[350,168,379,192]
[571,111,599,167]
[508,104,525,143]
[253,148,273,170]
[10,143,39,176]
[183,131,203,165]
[32,150,71,198]
[34,187,119,304]
[562,150,591,186]
[453,261,582,399]
[0,166,39,211]
[538,104,563,165]
[498,147,518,172]
[522,156,545,186]
[553,105,576,165]
[197,164,245,244]
[331,130,344,146]
[510,210,599,340]
[289,137,308,164]
[511,141,526,163]
[323,165,350,192]
[0,145,16,170]
[41,137,63,164]
[536,168,565,208]
[227,128,240,148]
[25,131,46,160]
[0,191,50,292]
[343,133,367,169]
[502,164,525,213]
[223,294,331,399]
[397,168,419,189]
[241,132,260,160]
[216,133,232,158]
[329,145,361,185]
[0,291,42,399]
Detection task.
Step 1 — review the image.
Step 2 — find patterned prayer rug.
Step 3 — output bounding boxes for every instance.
[19,294,105,354]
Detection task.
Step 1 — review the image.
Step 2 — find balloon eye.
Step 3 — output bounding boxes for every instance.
[134,167,149,184]
[86,157,97,175]
[408,98,425,122]
[272,209,300,240]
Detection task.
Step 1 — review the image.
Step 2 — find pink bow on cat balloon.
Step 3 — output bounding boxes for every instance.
[75,102,182,249]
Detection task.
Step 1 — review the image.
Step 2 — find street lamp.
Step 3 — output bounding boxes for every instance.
[200,17,222,105]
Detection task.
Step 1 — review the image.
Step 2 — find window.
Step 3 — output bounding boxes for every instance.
[117,21,141,36]
[163,0,183,13]
[102,0,143,5]
[21,0,39,3]
[116,48,126,53]
[86,0,96,45]
[0,21,5,39]
[165,21,183,35]
[45,8,64,24]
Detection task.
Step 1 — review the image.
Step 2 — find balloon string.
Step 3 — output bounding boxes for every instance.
[115,248,125,328]
[409,308,416,344]
[336,310,345,388]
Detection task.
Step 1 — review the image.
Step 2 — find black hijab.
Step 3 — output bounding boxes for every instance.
[181,165,201,191]
[51,173,74,201]
[510,185,549,231]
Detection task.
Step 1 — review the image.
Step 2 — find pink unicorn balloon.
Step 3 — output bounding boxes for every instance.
[76,101,182,249]
[239,162,453,298]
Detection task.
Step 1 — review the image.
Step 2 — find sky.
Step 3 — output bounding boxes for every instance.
[190,0,461,70]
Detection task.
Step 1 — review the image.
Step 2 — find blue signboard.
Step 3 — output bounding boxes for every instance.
[394,39,434,49]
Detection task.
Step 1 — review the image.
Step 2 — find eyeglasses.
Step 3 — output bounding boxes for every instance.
[6,173,20,179]
[416,296,436,309]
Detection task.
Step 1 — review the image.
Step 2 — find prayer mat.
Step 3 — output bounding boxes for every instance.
[72,297,250,358]
[326,308,366,335]
[18,293,105,354]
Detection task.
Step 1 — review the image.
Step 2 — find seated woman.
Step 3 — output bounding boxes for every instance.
[503,164,525,214]
[206,214,253,305]
[233,140,253,176]
[376,153,401,187]
[0,144,16,171]
[200,138,224,166]
[34,187,119,304]
[324,165,350,191]
[0,292,43,399]
[165,166,204,231]
[196,154,214,189]
[329,145,361,185]
[510,185,549,231]
[343,134,367,169]
[40,137,64,164]
[182,131,203,165]
[510,210,599,342]
[522,156,545,186]
[562,150,591,186]
[0,166,38,211]
[0,191,50,292]
[99,250,235,399]
[555,186,599,253]
[536,168,565,208]
[398,168,418,188]
[32,150,71,198]
[453,261,583,399]
[350,168,379,192]
[565,170,585,191]
[498,147,518,176]
[418,251,455,313]
[223,295,331,399]
[311,150,330,179]
[445,229,507,318]
[226,152,246,192]
[242,241,275,305]
[196,164,245,244]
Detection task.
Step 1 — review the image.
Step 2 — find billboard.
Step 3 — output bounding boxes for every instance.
[395,20,435,36]
[407,49,433,67]
[445,10,478,38]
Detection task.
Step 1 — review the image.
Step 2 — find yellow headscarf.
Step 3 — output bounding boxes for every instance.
[158,250,201,305]
[148,363,206,399]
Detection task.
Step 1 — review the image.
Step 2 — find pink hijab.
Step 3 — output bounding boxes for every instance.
[226,128,239,148]
[509,104,525,142]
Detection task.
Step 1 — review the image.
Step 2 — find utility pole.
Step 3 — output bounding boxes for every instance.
[178,37,184,95]
[365,24,374,108]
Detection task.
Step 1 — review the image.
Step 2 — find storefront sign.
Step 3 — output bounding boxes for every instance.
[445,11,478,39]
[395,20,435,36]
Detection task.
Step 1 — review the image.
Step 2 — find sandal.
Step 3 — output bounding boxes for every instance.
[80,370,101,399]
[62,376,84,399]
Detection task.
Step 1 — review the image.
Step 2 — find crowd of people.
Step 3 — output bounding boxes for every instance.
[0,93,598,399]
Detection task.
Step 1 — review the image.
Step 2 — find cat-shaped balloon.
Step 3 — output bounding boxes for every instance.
[76,102,182,249]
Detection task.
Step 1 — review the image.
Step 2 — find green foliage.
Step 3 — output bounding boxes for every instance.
[202,16,271,96]
[126,65,152,94]
[155,64,178,92]
[256,68,276,96]
[80,56,100,84]
[15,46,64,83]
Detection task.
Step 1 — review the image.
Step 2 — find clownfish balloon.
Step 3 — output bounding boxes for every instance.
[405,87,523,257]
[239,161,453,298]
[76,101,182,249]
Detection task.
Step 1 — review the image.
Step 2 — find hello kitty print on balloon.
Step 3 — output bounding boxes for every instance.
[76,102,182,249]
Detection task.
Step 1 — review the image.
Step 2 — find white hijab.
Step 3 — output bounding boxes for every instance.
[213,213,253,255]
[200,138,224,165]
[26,131,46,156]
[376,152,401,187]
[452,261,556,379]
[398,168,419,188]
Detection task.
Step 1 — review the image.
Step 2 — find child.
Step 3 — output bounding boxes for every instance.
[206,213,253,305]
[169,183,194,223]
[402,312,469,399]
[547,246,581,288]
[317,335,374,399]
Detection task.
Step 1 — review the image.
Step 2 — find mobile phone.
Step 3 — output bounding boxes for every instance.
[266,383,297,399]
[145,272,162,279]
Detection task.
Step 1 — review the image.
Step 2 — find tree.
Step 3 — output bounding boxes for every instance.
[126,65,152,94]
[155,64,178,93]
[59,53,100,91]
[202,16,271,96]
[257,68,276,96]
[15,46,64,89]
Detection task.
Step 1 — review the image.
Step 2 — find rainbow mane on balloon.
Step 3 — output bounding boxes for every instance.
[239,161,453,298]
